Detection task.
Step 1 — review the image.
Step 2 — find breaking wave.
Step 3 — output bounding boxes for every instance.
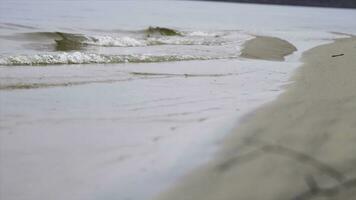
[0,52,236,66]
[13,27,231,50]
[55,33,223,48]
[143,26,182,36]
[0,27,252,66]
[54,33,146,50]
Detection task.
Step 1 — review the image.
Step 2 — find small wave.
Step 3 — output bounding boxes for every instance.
[54,32,90,51]
[14,28,228,50]
[0,28,251,65]
[144,26,182,37]
[84,36,145,47]
[53,33,224,50]
[0,52,232,66]
[54,33,146,50]
[75,35,223,47]
[187,31,218,37]
[146,37,224,46]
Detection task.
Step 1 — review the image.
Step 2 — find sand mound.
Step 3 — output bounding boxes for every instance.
[240,36,297,61]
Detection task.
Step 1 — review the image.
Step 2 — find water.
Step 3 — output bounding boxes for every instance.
[0,29,251,65]
[0,0,254,64]
[1,1,356,200]
[1,0,355,65]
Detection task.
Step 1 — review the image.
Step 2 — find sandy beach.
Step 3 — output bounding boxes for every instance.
[155,36,356,200]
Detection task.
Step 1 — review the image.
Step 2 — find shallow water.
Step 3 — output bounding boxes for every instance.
[0,59,299,200]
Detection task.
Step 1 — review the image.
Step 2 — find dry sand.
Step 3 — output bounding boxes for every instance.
[155,37,356,200]
[241,36,297,61]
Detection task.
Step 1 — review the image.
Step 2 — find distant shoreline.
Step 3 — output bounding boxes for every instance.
[196,0,356,9]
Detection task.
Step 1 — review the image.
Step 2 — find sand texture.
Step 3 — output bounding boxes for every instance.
[155,37,356,200]
[240,36,297,61]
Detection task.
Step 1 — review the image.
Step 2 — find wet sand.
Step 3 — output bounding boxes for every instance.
[155,37,356,200]
[241,36,297,61]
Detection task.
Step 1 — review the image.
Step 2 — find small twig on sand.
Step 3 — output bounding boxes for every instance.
[331,54,344,57]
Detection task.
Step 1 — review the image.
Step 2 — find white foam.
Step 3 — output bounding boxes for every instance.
[66,30,251,47]
[0,52,110,65]
[147,36,222,46]
[188,31,218,37]
[85,36,146,47]
[0,52,232,66]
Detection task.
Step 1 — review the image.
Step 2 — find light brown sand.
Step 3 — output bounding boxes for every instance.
[240,36,297,61]
[155,37,356,200]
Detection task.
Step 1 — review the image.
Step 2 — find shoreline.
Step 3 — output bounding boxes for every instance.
[155,37,356,200]
[0,52,298,200]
